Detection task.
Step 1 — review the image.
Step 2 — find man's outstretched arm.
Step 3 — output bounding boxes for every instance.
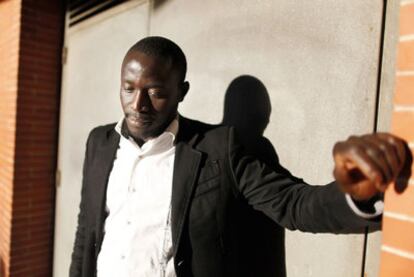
[229,128,411,233]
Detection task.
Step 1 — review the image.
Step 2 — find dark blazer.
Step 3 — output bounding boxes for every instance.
[69,116,380,277]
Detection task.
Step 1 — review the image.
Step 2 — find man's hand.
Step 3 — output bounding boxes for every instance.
[333,133,409,201]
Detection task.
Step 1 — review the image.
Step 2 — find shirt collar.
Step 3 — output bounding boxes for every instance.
[115,116,179,149]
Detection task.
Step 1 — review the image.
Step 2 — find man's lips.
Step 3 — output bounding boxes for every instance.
[127,114,153,126]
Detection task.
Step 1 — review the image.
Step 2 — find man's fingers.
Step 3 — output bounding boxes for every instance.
[334,141,383,186]
[333,153,383,199]
[377,133,406,171]
[360,135,399,184]
[333,157,354,189]
[347,137,389,185]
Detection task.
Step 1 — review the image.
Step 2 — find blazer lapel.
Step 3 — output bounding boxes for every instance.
[171,118,202,256]
[94,127,120,244]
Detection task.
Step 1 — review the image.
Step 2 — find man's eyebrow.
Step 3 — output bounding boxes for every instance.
[122,81,165,88]
[144,84,165,89]
[122,80,135,87]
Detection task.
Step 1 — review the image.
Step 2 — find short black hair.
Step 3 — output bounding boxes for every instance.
[126,36,187,82]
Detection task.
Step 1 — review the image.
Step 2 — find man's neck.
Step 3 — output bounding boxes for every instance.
[120,115,179,147]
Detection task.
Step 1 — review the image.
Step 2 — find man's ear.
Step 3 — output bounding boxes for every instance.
[179,81,190,102]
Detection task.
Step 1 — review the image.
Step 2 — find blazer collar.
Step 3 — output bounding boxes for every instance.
[95,126,121,243]
[171,116,203,256]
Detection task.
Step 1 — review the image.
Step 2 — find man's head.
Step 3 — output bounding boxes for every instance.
[120,36,189,144]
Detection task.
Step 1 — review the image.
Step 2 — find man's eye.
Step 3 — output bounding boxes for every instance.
[123,88,134,93]
[148,89,165,98]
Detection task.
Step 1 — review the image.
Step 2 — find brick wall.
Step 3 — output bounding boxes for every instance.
[0,0,64,276]
[0,1,21,276]
[380,1,414,276]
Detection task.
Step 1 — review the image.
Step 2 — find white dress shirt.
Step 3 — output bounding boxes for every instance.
[97,118,178,277]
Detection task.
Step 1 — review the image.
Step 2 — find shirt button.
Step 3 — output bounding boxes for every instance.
[121,255,125,260]
[127,220,131,225]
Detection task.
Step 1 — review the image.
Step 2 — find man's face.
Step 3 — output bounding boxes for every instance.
[120,51,187,142]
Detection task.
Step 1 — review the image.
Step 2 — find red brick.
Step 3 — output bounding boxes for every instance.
[391,111,414,142]
[11,243,51,260]
[0,1,22,276]
[384,184,414,218]
[397,41,414,71]
[380,250,414,277]
[0,0,63,276]
[9,254,51,273]
[399,3,414,36]
[394,76,414,105]
[382,216,414,253]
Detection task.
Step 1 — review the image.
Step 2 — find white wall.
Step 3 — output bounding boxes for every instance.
[54,0,391,276]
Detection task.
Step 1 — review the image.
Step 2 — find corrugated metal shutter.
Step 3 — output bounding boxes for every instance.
[68,0,128,26]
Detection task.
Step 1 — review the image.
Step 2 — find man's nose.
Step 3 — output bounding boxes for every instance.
[132,90,150,112]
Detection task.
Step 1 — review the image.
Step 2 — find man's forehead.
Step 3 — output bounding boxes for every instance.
[122,51,173,71]
[124,59,141,72]
[121,52,176,83]
[122,60,144,82]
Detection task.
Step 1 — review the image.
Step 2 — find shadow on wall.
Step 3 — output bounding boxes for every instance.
[153,0,169,9]
[222,75,293,175]
[220,75,300,277]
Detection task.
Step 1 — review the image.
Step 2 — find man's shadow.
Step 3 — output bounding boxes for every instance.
[222,75,293,277]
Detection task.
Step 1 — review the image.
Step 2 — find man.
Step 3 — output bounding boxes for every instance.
[70,36,409,277]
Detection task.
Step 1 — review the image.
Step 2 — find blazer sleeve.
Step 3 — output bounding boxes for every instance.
[227,127,381,233]
[69,131,93,277]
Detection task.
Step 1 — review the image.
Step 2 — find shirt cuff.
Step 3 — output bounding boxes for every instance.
[345,194,384,219]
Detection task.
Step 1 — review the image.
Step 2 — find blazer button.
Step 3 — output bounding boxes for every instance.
[177,260,184,267]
